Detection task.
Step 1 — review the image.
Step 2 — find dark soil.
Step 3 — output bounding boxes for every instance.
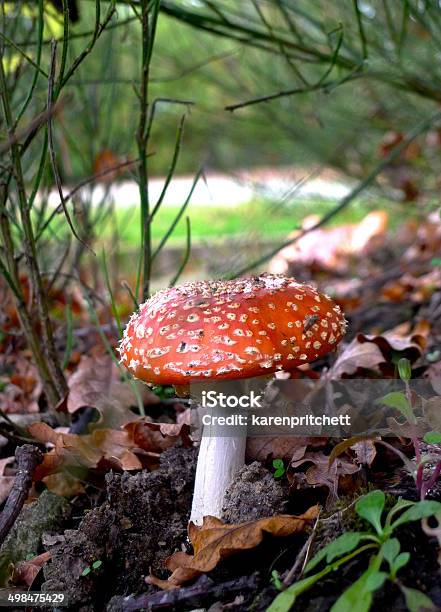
[222,461,288,523]
[41,445,198,611]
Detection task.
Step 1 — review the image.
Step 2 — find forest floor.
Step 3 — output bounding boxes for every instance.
[0,207,440,611]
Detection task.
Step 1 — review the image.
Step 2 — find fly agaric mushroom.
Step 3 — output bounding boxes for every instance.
[119,274,346,524]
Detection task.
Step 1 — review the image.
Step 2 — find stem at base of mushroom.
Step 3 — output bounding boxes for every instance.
[190,408,247,525]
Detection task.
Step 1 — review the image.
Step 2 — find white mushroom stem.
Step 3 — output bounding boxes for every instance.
[190,405,247,525]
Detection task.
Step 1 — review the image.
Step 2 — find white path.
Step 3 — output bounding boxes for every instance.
[44,167,351,209]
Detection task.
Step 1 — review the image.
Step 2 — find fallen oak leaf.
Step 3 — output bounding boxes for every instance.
[328,436,369,467]
[358,323,427,364]
[291,452,360,507]
[246,437,309,462]
[28,422,143,484]
[329,323,426,378]
[67,352,158,416]
[350,439,378,466]
[10,551,51,587]
[147,508,318,590]
[27,416,188,492]
[123,418,192,454]
[328,338,385,378]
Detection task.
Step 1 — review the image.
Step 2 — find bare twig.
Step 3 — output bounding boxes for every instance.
[137,0,161,301]
[0,98,66,156]
[283,512,320,587]
[114,573,261,611]
[36,157,140,241]
[0,445,42,548]
[47,40,93,253]
[225,70,363,112]
[0,43,68,408]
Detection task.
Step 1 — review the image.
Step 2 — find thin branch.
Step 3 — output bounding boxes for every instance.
[0,30,48,77]
[151,167,202,263]
[170,216,191,286]
[228,108,441,278]
[150,113,187,220]
[225,70,362,112]
[36,157,139,242]
[0,98,67,156]
[353,0,368,60]
[0,445,42,547]
[47,41,93,253]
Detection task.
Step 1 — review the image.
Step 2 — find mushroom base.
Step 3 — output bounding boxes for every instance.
[190,406,247,525]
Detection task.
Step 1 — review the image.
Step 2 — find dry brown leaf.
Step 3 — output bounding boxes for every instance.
[423,396,441,431]
[246,437,309,462]
[268,212,388,275]
[0,354,42,414]
[425,362,441,395]
[10,552,51,587]
[329,337,385,377]
[291,452,359,506]
[386,416,427,439]
[29,422,143,485]
[350,439,378,466]
[123,418,191,453]
[28,415,190,493]
[67,352,159,415]
[147,508,318,590]
[0,456,15,504]
[329,323,426,378]
[358,323,426,363]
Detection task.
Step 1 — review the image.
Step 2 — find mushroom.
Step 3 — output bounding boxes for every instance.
[119,274,346,524]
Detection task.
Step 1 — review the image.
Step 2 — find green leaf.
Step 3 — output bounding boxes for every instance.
[391,500,441,530]
[365,571,388,591]
[81,567,91,577]
[377,392,413,422]
[305,532,363,574]
[385,498,415,527]
[92,560,102,570]
[392,552,410,575]
[267,572,325,612]
[271,569,283,590]
[423,431,441,444]
[331,568,385,612]
[273,459,285,478]
[382,538,400,566]
[400,586,436,612]
[356,490,385,535]
[398,358,412,381]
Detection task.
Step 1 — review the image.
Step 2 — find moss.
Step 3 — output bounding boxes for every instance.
[0,490,70,585]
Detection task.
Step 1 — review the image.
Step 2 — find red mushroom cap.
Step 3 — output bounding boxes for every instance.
[119,274,347,385]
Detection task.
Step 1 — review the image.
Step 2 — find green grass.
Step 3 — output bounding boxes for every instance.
[40,195,408,255]
[103,197,379,249]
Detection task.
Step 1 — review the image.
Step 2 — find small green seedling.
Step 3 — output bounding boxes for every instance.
[273,458,285,479]
[269,490,441,612]
[271,569,284,590]
[376,357,441,499]
[81,560,103,577]
[151,384,175,400]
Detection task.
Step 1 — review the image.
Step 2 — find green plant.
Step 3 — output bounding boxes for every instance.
[269,490,440,612]
[377,358,441,499]
[273,458,286,479]
[81,560,102,577]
